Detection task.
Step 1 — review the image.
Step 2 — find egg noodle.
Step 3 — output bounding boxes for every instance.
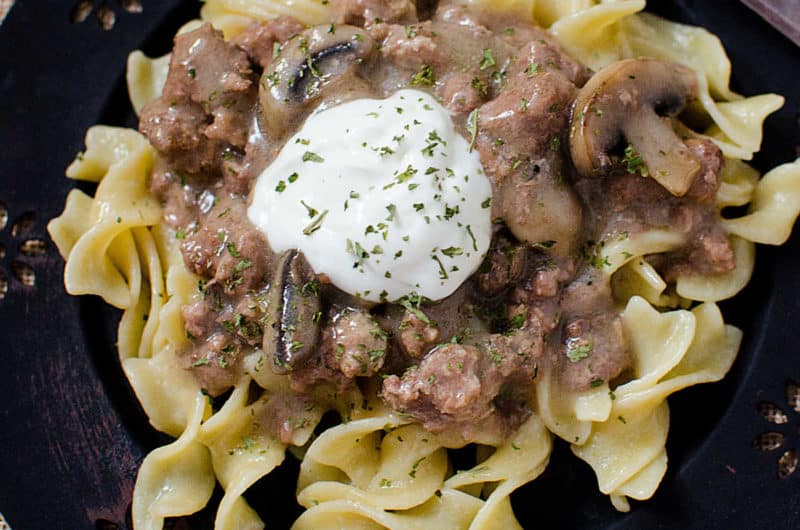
[48,0,800,528]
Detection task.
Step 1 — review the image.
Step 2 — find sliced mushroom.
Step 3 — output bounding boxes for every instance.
[259,25,375,138]
[570,58,701,196]
[264,249,322,374]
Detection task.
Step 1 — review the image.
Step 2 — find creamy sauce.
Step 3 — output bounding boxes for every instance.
[248,89,493,302]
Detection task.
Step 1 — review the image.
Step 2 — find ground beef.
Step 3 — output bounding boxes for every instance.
[382,342,535,440]
[182,297,218,340]
[180,332,244,396]
[331,0,418,25]
[658,224,735,280]
[374,23,441,71]
[139,1,739,442]
[140,99,221,175]
[234,17,305,69]
[140,24,256,177]
[475,70,575,184]
[576,145,734,280]
[439,72,486,114]
[287,307,388,392]
[256,392,320,445]
[330,308,388,377]
[288,336,353,395]
[180,198,271,295]
[473,64,583,253]
[503,27,593,87]
[558,314,629,390]
[556,275,631,390]
[685,138,724,205]
[398,312,440,358]
[474,235,527,296]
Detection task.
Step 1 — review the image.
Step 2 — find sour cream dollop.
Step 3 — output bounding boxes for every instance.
[248,89,493,303]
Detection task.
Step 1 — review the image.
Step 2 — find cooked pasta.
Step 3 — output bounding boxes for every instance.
[48,0,800,528]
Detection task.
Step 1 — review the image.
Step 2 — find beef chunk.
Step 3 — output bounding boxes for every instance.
[505,27,592,86]
[140,99,219,175]
[256,392,319,445]
[382,339,537,440]
[180,199,271,295]
[374,22,440,69]
[559,314,630,391]
[398,311,440,358]
[685,138,724,205]
[139,24,256,176]
[331,0,418,25]
[180,332,243,396]
[331,308,388,377]
[440,72,485,114]
[475,236,527,296]
[234,16,305,69]
[581,148,734,279]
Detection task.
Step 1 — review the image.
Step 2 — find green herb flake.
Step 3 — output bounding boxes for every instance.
[431,254,448,280]
[622,144,649,176]
[302,151,325,163]
[471,77,489,99]
[441,246,463,257]
[192,356,210,367]
[466,225,478,251]
[566,341,593,362]
[410,64,435,87]
[399,293,431,324]
[303,209,329,236]
[409,457,425,478]
[300,200,318,218]
[479,48,496,70]
[226,243,241,258]
[386,204,397,222]
[508,314,525,329]
[488,349,503,365]
[233,259,252,273]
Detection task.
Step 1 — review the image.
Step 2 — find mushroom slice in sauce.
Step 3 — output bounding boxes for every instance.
[264,249,322,374]
[259,25,375,139]
[569,58,701,196]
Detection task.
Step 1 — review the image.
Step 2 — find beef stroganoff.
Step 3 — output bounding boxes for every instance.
[48,0,800,528]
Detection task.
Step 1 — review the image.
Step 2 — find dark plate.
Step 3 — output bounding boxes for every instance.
[1,1,799,529]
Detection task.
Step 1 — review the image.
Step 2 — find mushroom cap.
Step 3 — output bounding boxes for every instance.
[569,58,701,196]
[259,25,375,140]
[265,249,322,374]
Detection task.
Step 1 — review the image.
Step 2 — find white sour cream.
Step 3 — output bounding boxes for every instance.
[248,89,493,303]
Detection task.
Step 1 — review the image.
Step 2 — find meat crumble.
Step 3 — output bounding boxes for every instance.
[139,0,734,444]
